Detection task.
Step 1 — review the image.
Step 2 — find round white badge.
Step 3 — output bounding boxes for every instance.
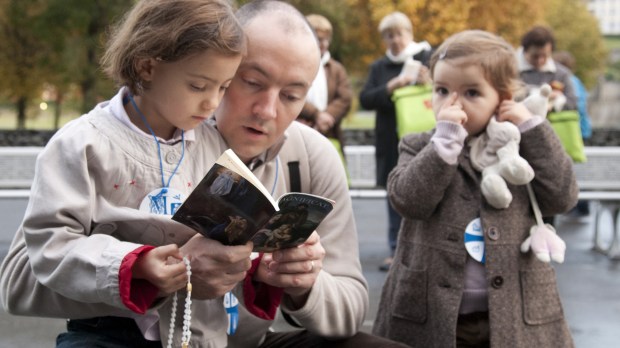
[464,217,485,264]
[139,187,185,216]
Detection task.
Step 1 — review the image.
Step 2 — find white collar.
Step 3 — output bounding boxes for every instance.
[516,46,557,73]
[386,41,431,63]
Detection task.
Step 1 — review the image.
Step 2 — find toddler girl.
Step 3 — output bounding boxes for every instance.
[373,30,578,348]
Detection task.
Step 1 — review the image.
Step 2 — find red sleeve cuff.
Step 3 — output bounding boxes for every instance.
[119,245,159,314]
[243,254,284,320]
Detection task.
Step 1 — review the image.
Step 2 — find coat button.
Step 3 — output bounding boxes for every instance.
[95,223,117,235]
[487,227,500,241]
[447,232,460,242]
[492,276,504,289]
[165,151,179,164]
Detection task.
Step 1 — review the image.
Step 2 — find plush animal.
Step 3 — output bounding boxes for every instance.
[469,117,535,209]
[470,84,566,263]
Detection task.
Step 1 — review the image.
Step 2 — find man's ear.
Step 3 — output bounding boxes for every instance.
[135,57,158,83]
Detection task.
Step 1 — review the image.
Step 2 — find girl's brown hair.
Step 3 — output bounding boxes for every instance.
[101,0,245,95]
[430,30,521,100]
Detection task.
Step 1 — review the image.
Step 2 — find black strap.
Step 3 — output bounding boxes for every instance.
[280,309,303,328]
[287,161,301,192]
[280,161,303,327]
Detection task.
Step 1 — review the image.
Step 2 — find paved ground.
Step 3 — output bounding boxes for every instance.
[1,197,619,347]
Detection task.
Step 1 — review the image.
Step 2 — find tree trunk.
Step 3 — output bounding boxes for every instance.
[53,92,63,130]
[16,96,27,129]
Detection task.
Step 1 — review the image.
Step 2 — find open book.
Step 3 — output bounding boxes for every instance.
[172,149,335,252]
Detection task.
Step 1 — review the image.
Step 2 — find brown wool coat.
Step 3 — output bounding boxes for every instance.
[298,58,352,149]
[373,121,578,348]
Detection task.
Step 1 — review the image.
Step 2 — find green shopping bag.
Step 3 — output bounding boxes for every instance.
[391,85,436,138]
[547,110,587,163]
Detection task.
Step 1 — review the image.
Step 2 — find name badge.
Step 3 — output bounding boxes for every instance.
[464,218,485,264]
[224,291,239,335]
[139,187,185,216]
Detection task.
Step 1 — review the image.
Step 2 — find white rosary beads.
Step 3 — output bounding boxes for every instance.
[167,257,192,348]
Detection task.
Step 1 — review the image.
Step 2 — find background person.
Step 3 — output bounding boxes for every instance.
[516,25,578,227]
[553,50,593,218]
[298,13,353,165]
[517,25,577,112]
[359,11,432,271]
[373,29,577,347]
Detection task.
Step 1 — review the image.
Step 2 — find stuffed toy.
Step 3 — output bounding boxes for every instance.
[469,117,535,209]
[470,84,566,263]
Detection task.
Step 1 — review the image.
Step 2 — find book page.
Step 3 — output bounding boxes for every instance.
[250,192,334,252]
[216,149,278,208]
[172,162,276,246]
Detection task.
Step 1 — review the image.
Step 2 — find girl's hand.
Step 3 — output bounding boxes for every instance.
[498,99,533,126]
[132,244,187,295]
[437,92,467,125]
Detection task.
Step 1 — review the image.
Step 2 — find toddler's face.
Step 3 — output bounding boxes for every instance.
[432,59,500,136]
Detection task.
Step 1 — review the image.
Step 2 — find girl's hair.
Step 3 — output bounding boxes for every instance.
[378,12,412,35]
[430,30,521,100]
[101,0,245,95]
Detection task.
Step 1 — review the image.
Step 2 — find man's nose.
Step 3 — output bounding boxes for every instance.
[252,90,278,120]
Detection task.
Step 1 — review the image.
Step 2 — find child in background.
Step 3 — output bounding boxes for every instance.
[373,30,578,347]
[8,0,244,346]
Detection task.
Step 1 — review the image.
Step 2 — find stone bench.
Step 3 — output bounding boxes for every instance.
[573,147,620,259]
[345,145,620,260]
[2,145,619,259]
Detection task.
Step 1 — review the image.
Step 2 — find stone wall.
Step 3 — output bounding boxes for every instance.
[0,127,619,147]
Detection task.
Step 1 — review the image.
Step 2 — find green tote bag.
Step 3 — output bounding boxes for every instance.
[391,85,436,139]
[547,110,587,163]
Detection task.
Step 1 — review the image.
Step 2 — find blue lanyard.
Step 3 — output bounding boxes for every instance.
[128,94,185,194]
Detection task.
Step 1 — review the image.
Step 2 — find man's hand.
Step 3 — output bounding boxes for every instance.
[254,232,325,308]
[180,234,253,300]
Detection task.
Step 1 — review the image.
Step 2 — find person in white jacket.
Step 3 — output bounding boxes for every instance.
[0,1,409,347]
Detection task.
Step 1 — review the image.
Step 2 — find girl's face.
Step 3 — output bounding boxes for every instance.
[432,58,500,136]
[133,50,242,139]
[382,27,412,56]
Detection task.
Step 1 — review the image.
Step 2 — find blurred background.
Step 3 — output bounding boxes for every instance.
[0,0,617,137]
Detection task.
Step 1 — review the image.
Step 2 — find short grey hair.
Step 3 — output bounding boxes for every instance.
[378,11,412,35]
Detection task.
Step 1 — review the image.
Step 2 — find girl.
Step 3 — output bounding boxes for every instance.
[12,0,244,346]
[373,30,578,347]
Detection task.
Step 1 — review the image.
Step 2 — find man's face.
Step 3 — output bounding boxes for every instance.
[524,43,553,70]
[215,16,320,163]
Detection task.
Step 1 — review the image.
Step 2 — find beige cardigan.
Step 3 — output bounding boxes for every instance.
[0,100,368,347]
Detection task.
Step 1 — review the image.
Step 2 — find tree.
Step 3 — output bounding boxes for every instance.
[0,0,49,128]
[343,0,544,79]
[542,0,607,88]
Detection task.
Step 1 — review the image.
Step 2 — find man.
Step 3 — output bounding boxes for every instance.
[517,25,577,112]
[0,1,407,347]
[516,25,577,227]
